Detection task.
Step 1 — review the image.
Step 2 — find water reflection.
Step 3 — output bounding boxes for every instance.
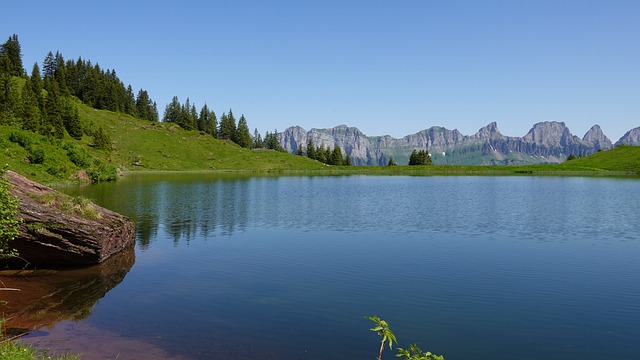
[66,174,263,248]
[0,245,135,337]
[64,174,640,251]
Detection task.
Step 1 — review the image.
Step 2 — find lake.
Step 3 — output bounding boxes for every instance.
[15,174,640,359]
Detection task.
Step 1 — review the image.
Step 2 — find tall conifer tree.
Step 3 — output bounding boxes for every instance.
[235,114,252,148]
[43,79,65,138]
[0,34,24,76]
[21,78,41,132]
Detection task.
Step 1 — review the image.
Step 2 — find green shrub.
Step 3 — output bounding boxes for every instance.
[65,144,93,168]
[8,131,33,149]
[86,160,118,182]
[28,147,46,164]
[0,168,21,259]
[45,160,70,177]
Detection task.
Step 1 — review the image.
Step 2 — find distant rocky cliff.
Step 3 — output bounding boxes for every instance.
[277,121,635,165]
[616,126,640,146]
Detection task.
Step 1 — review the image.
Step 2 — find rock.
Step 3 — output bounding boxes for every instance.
[582,125,612,150]
[5,171,135,268]
[616,126,640,146]
[278,121,629,165]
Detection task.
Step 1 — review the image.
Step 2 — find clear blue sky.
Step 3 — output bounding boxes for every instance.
[4,0,639,141]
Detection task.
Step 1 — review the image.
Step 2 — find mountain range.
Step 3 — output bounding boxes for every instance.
[278,122,640,166]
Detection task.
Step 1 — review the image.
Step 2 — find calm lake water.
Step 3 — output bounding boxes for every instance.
[17,174,640,359]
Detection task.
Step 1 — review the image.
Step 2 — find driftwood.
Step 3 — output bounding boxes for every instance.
[5,171,135,268]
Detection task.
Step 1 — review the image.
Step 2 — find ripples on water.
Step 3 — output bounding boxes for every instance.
[19,175,640,360]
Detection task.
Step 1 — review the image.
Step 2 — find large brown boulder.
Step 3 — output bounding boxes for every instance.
[5,171,135,268]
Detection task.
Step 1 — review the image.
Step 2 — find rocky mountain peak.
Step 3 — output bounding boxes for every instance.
[616,126,640,146]
[277,122,631,166]
[472,122,503,140]
[523,121,573,146]
[582,125,612,150]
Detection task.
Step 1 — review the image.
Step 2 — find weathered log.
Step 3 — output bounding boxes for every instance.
[5,171,135,268]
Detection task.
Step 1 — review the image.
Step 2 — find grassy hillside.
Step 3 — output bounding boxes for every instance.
[1,100,638,185]
[1,100,326,184]
[75,103,325,172]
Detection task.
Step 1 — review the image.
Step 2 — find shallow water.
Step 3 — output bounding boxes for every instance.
[16,174,640,359]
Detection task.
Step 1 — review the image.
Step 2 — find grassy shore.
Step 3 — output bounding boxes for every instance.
[0,340,79,360]
[1,100,639,185]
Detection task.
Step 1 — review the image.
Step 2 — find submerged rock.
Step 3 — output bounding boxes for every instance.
[5,171,135,268]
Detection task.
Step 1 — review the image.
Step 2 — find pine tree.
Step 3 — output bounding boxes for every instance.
[189,103,198,130]
[42,51,56,81]
[21,78,41,132]
[163,96,181,123]
[330,145,344,165]
[93,126,112,151]
[62,98,83,140]
[0,54,19,124]
[150,101,159,122]
[344,154,352,166]
[252,128,263,148]
[316,143,327,163]
[263,130,283,151]
[125,85,137,117]
[136,89,156,121]
[218,110,236,141]
[197,103,208,132]
[43,79,65,138]
[54,51,70,97]
[235,114,252,148]
[408,149,431,165]
[178,97,195,130]
[306,138,316,160]
[227,109,237,142]
[0,34,24,76]
[30,63,43,110]
[209,108,218,138]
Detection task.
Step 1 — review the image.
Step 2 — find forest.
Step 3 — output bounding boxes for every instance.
[0,34,350,167]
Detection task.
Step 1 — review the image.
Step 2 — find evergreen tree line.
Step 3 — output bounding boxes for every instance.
[162,96,256,148]
[301,138,352,166]
[40,50,158,121]
[162,95,293,153]
[0,34,157,143]
[255,129,285,151]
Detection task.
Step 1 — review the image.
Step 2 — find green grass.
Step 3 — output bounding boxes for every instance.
[0,340,80,360]
[1,100,639,185]
[76,103,326,173]
[28,193,101,220]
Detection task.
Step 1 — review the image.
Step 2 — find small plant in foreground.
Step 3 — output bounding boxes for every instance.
[0,340,81,360]
[397,343,445,360]
[366,315,397,360]
[0,167,21,259]
[366,315,445,360]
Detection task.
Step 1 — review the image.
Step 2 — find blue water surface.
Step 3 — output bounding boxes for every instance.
[46,175,640,359]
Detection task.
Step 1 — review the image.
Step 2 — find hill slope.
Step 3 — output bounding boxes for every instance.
[1,101,326,184]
